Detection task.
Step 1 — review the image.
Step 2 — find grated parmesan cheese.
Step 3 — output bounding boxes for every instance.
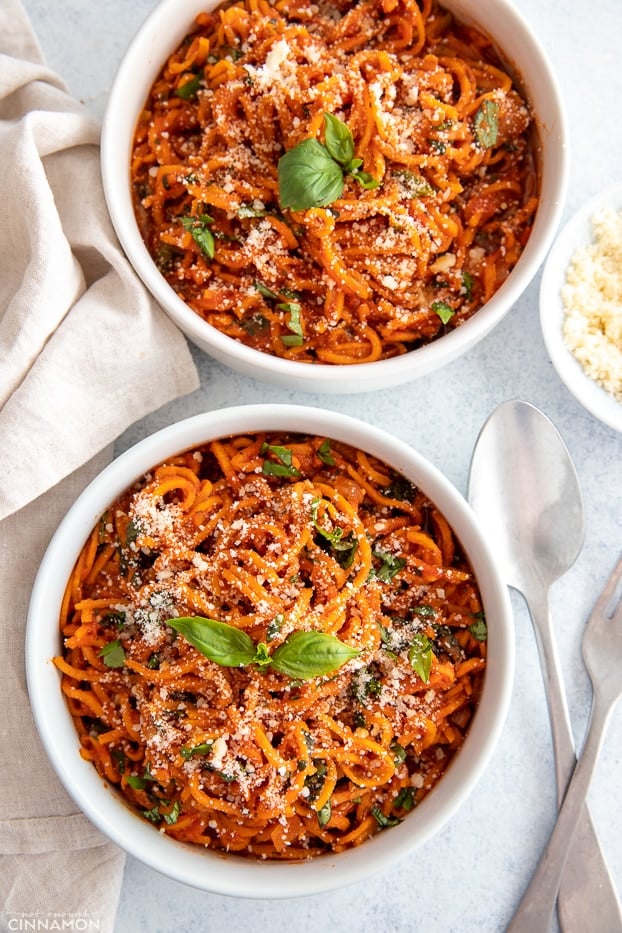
[561,207,622,401]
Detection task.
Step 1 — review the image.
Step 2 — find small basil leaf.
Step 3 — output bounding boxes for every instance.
[323,112,354,166]
[371,806,402,828]
[408,633,433,683]
[431,300,455,324]
[176,73,201,99]
[180,215,215,259]
[317,799,332,827]
[317,439,335,466]
[350,169,381,190]
[372,547,406,582]
[469,613,488,642]
[270,630,359,679]
[474,99,499,148]
[278,138,344,210]
[98,639,125,668]
[167,616,256,667]
[260,442,301,478]
[180,742,213,759]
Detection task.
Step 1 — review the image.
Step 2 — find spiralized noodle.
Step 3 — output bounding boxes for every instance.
[131,0,538,363]
[56,433,487,858]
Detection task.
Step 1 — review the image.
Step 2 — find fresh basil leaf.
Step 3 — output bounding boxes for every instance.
[163,800,181,824]
[238,202,268,218]
[391,742,406,765]
[371,806,402,828]
[469,613,488,642]
[278,138,344,211]
[266,613,285,641]
[317,799,332,827]
[462,270,474,300]
[180,742,213,759]
[167,616,257,667]
[270,630,359,679]
[323,112,354,166]
[413,605,436,619]
[260,442,301,477]
[408,633,433,683]
[253,641,272,667]
[431,300,455,324]
[254,280,280,300]
[474,99,499,148]
[393,787,416,811]
[372,547,406,582]
[280,303,304,346]
[317,439,335,466]
[126,773,149,790]
[180,215,215,259]
[395,169,435,198]
[176,73,201,99]
[98,638,125,668]
[350,169,381,190]
[311,498,344,545]
[142,805,162,824]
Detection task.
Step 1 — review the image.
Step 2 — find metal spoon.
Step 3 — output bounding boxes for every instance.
[467,399,621,932]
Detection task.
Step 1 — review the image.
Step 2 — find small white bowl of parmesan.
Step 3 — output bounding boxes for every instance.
[540,183,622,433]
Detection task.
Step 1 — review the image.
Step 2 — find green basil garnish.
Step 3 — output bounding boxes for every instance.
[372,547,406,582]
[98,639,125,668]
[269,630,360,679]
[166,617,359,680]
[469,613,488,642]
[408,632,433,683]
[474,99,499,148]
[260,442,301,478]
[432,300,455,324]
[167,616,257,667]
[317,439,335,466]
[176,73,201,99]
[180,742,213,760]
[278,113,379,211]
[180,214,215,259]
[371,806,402,829]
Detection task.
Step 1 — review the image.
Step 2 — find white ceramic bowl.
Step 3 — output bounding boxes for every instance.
[539,183,622,434]
[27,404,513,897]
[101,0,568,394]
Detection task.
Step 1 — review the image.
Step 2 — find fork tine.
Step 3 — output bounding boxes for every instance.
[593,553,622,620]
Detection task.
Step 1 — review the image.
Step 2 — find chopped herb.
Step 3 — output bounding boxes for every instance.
[408,633,433,683]
[393,787,416,811]
[317,439,335,466]
[97,639,125,668]
[261,442,301,478]
[176,73,201,99]
[372,547,406,582]
[146,652,161,670]
[266,613,285,641]
[391,742,406,765]
[432,300,455,324]
[180,214,215,260]
[462,270,474,300]
[371,806,402,829]
[474,99,499,148]
[317,800,332,827]
[241,313,269,336]
[413,605,436,619]
[163,801,181,824]
[238,202,268,218]
[125,520,140,546]
[280,302,304,347]
[469,613,488,641]
[127,773,149,790]
[180,742,213,760]
[141,804,162,824]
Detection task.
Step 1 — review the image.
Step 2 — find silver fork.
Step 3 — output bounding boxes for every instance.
[508,553,622,932]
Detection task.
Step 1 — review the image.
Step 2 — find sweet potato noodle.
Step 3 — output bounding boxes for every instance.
[131,0,538,364]
[56,433,487,858]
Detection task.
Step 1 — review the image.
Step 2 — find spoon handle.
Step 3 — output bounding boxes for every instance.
[523,585,621,932]
[507,692,617,932]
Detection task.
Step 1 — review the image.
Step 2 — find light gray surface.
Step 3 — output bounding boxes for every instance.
[21,0,622,930]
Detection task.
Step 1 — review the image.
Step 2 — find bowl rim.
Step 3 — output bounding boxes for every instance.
[539,182,622,434]
[26,403,514,897]
[101,0,569,394]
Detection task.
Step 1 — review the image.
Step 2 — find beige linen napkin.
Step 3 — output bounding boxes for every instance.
[0,0,200,928]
